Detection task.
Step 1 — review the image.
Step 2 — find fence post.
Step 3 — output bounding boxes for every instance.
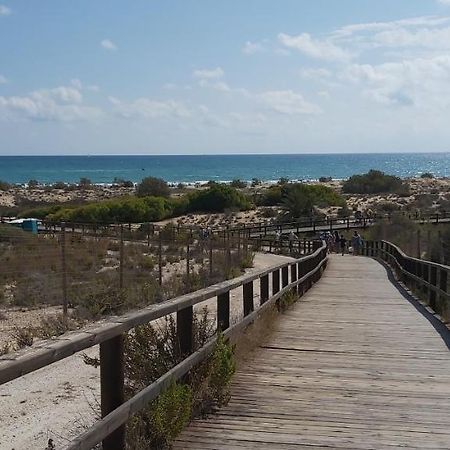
[61,222,68,317]
[100,335,125,450]
[430,266,437,310]
[243,281,254,317]
[158,232,163,286]
[417,229,421,259]
[217,292,230,331]
[209,237,213,278]
[119,225,124,289]
[291,263,297,295]
[260,274,269,305]
[186,243,190,290]
[282,266,289,288]
[177,306,193,356]
[272,269,280,295]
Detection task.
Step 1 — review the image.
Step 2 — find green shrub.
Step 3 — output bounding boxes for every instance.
[136,177,170,198]
[49,196,174,223]
[281,184,345,219]
[230,179,247,189]
[0,180,11,191]
[420,172,434,179]
[343,170,409,195]
[187,185,251,213]
[208,333,236,407]
[127,382,192,450]
[11,326,34,348]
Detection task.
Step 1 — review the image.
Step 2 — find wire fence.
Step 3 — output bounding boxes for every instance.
[0,223,255,338]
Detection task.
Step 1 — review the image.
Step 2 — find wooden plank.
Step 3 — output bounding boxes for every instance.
[175,254,450,449]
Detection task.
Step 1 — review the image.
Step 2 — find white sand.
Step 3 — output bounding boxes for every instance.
[0,252,293,450]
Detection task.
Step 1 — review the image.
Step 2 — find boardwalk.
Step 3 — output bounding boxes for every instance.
[175,254,450,449]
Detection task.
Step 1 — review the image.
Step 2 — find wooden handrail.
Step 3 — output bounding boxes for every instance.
[363,240,450,321]
[0,242,328,450]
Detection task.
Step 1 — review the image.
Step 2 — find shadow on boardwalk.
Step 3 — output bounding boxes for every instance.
[175,254,450,449]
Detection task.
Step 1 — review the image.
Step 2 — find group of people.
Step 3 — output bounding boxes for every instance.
[321,230,364,255]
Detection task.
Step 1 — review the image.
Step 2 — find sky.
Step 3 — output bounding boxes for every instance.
[1,0,450,155]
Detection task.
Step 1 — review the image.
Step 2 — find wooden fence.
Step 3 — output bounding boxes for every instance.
[0,241,328,450]
[363,240,450,322]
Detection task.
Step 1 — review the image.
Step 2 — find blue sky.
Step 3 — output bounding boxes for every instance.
[1,0,450,155]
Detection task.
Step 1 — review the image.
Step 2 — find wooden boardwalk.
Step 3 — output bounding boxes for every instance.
[174,254,450,449]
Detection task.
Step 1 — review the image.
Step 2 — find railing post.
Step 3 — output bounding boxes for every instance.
[260,274,269,305]
[439,269,448,320]
[430,266,437,310]
[177,306,193,356]
[217,291,230,331]
[272,269,280,295]
[282,266,289,288]
[291,263,297,295]
[243,281,254,317]
[60,222,68,317]
[100,336,125,450]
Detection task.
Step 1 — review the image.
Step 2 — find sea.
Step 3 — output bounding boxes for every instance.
[0,153,449,185]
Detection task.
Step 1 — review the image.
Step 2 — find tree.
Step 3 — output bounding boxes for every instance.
[136,177,170,198]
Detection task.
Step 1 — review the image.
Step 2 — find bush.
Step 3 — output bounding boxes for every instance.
[343,170,409,195]
[78,177,92,189]
[127,382,192,450]
[258,186,283,206]
[230,179,247,189]
[251,178,261,187]
[113,177,134,188]
[137,177,170,198]
[0,180,11,191]
[319,176,332,183]
[49,196,174,223]
[281,184,346,219]
[52,181,67,189]
[28,179,39,189]
[187,185,251,213]
[420,172,434,179]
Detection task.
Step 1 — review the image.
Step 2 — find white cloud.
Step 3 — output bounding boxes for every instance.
[192,67,224,79]
[373,25,450,49]
[342,55,450,108]
[278,33,352,62]
[101,39,118,51]
[258,90,321,115]
[0,85,102,121]
[109,96,192,120]
[0,5,11,16]
[438,0,450,6]
[299,68,332,80]
[242,41,265,55]
[0,75,7,84]
[333,16,450,38]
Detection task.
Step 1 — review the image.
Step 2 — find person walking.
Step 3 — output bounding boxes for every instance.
[351,231,363,256]
[339,234,347,256]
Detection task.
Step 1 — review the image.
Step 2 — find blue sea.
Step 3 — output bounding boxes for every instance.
[0,153,449,184]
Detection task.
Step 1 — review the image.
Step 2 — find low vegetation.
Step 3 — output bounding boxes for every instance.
[122,313,235,448]
[342,170,409,195]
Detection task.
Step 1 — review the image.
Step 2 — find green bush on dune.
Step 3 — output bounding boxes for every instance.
[342,170,409,195]
[38,184,251,223]
[186,184,251,213]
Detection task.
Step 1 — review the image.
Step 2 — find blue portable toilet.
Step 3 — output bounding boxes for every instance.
[7,218,39,234]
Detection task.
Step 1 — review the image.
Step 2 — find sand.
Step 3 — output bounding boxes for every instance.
[0,252,293,450]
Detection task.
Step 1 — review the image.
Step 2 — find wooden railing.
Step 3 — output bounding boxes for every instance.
[363,240,450,322]
[233,210,450,238]
[0,242,328,450]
